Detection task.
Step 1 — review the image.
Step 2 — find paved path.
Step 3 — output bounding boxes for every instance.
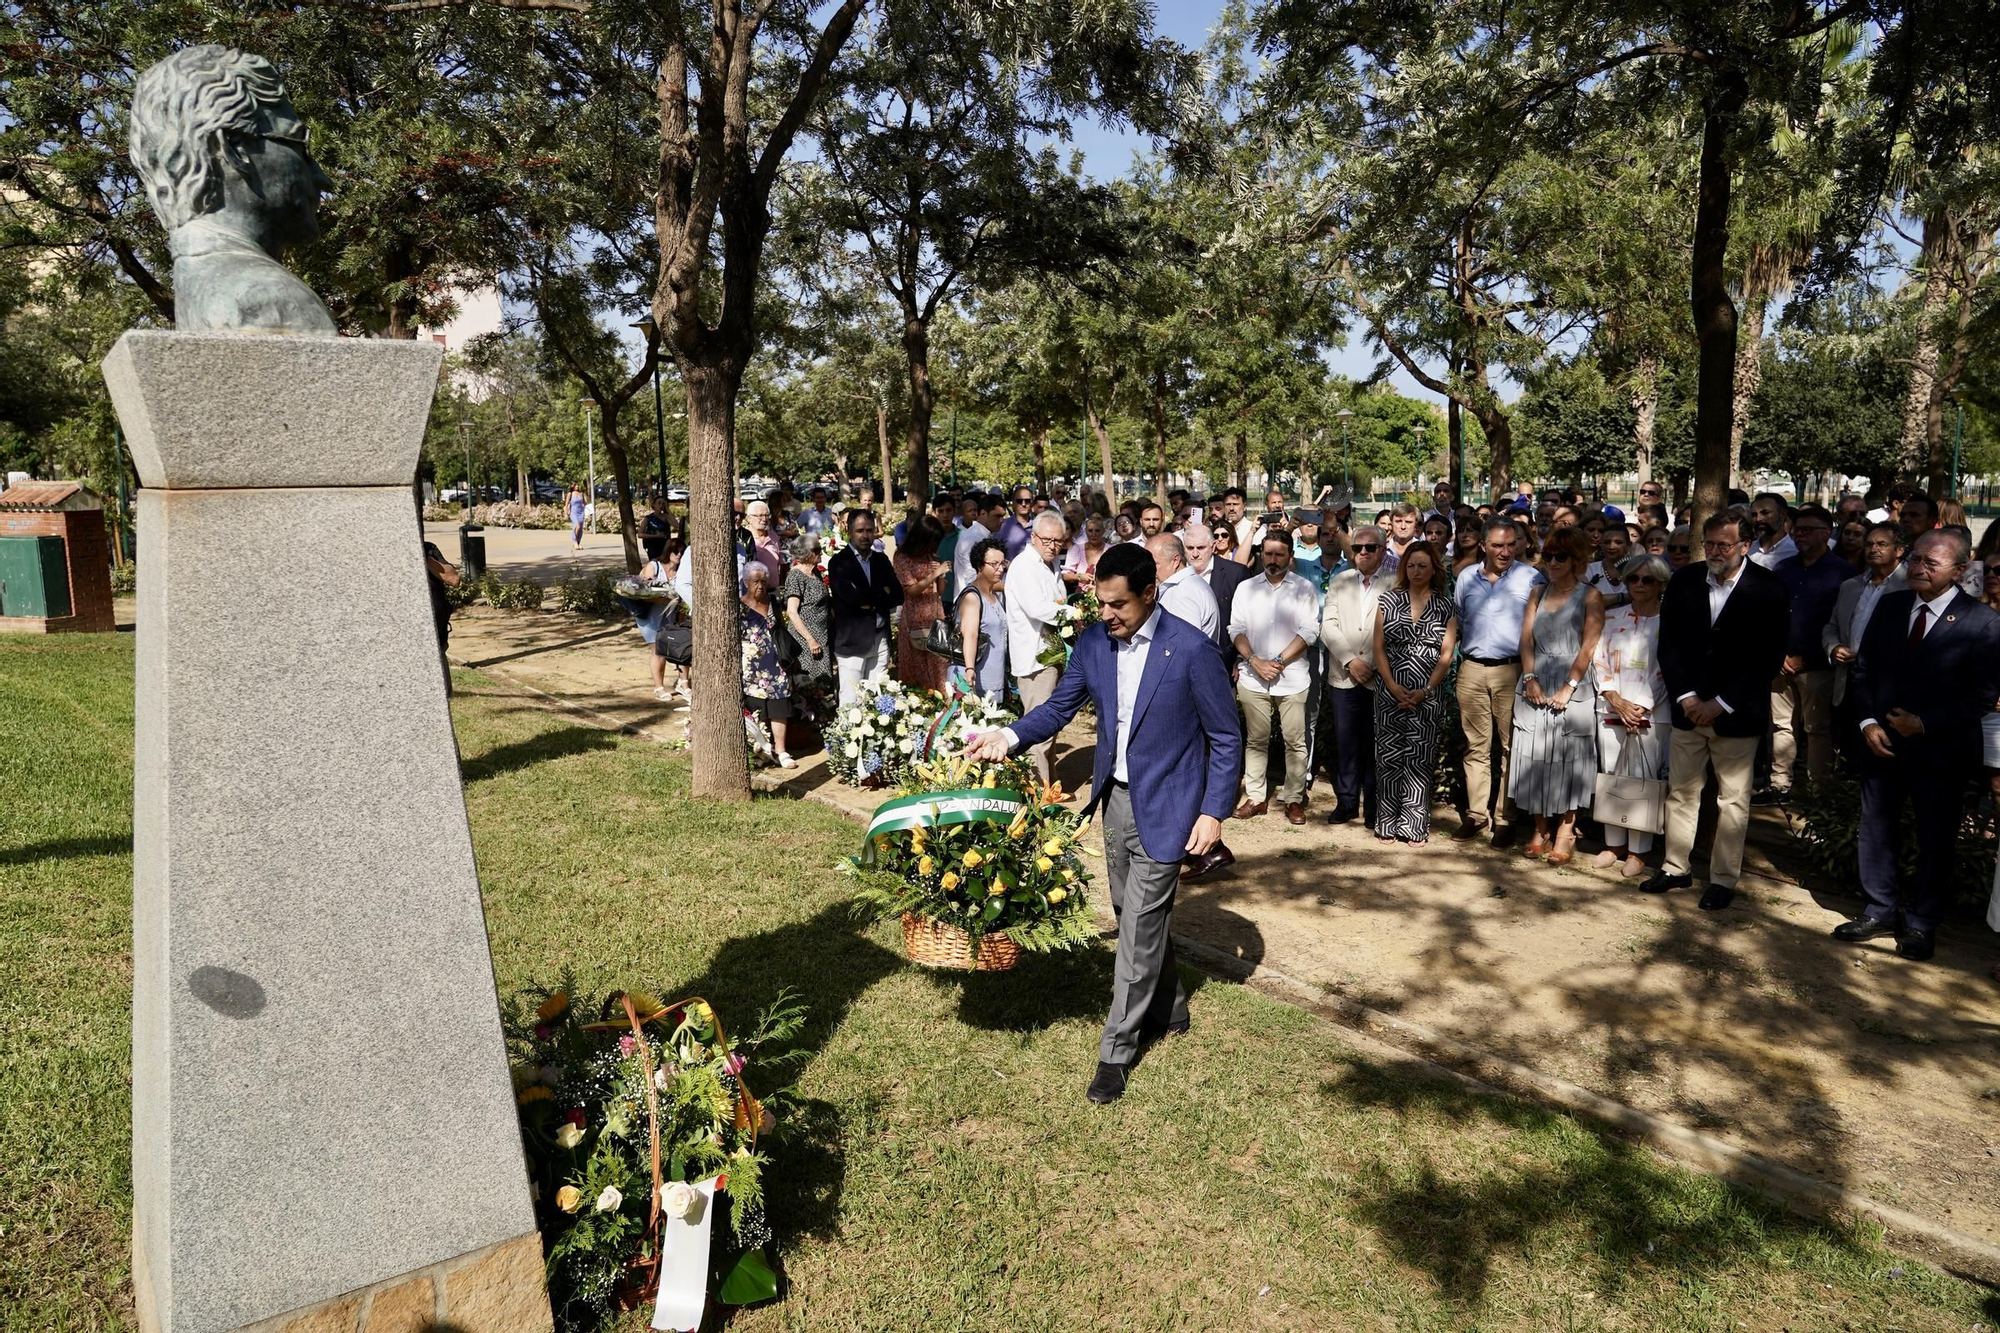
[443,602,2000,1254]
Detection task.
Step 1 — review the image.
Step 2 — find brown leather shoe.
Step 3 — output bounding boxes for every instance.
[1285,801,1307,825]
[1232,799,1268,820]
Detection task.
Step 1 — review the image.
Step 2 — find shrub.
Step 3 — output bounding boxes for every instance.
[483,574,546,610]
[557,571,621,618]
[1791,768,1997,914]
[108,562,137,595]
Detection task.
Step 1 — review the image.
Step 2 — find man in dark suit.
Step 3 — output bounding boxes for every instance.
[1644,509,1791,910]
[827,508,903,706]
[967,543,1242,1104]
[1838,530,2000,960]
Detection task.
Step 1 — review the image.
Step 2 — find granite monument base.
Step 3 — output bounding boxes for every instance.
[107,331,551,1333]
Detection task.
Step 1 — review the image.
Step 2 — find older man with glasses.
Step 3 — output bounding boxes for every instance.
[1005,512,1073,782]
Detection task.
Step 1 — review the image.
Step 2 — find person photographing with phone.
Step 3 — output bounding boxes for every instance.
[963,543,1241,1105]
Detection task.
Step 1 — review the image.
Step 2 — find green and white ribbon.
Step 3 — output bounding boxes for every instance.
[862,787,1026,864]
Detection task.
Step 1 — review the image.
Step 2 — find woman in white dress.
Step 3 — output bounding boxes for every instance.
[1590,553,1671,878]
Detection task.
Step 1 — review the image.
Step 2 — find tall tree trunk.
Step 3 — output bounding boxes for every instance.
[876,401,895,511]
[1150,370,1170,505]
[1086,387,1115,498]
[597,419,643,572]
[1446,396,1463,499]
[1232,430,1248,490]
[1477,407,1513,498]
[1631,353,1660,485]
[1689,76,1747,535]
[1031,425,1048,495]
[1898,213,1953,485]
[901,316,933,504]
[1730,288,1768,485]
[685,364,749,800]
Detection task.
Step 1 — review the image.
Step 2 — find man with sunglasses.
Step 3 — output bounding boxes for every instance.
[1319,524,1392,824]
[1758,505,1853,804]
[1647,510,1791,909]
[998,487,1038,559]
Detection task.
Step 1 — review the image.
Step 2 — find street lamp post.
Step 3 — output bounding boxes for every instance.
[1336,407,1354,495]
[631,315,669,497]
[580,396,596,522]
[456,416,473,519]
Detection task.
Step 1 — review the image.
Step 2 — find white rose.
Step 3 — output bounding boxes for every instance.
[845,743,861,758]
[898,738,914,753]
[555,1122,584,1150]
[663,1181,703,1222]
[595,1185,623,1213]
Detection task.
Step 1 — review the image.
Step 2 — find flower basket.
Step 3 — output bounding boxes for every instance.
[900,911,1023,971]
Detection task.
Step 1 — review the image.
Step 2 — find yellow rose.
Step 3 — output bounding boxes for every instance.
[556,1185,583,1213]
[535,992,570,1023]
[1062,868,1077,882]
[918,855,935,876]
[1007,812,1030,839]
[988,882,1007,896]
[941,871,960,890]
[1035,856,1053,872]
[1048,887,1067,904]
[1042,838,1064,856]
[962,849,983,869]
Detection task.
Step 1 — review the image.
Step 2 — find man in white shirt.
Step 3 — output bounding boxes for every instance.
[1004,511,1071,782]
[1317,525,1391,824]
[1746,492,1797,569]
[1147,533,1219,640]
[953,491,1004,593]
[1220,487,1259,565]
[1229,532,1321,824]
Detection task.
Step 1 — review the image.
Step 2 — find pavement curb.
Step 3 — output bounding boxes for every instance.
[458,660,2000,1289]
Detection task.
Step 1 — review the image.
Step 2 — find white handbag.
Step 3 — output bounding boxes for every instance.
[1592,720,1667,835]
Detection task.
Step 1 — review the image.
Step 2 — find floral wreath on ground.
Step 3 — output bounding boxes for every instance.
[505,976,808,1332]
[840,750,1097,954]
[822,675,1016,789]
[1036,586,1100,670]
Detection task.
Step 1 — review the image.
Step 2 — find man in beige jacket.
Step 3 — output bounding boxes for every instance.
[1316,525,1391,824]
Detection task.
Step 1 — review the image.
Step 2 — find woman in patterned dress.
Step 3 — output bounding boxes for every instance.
[1371,541,1459,845]
[1510,525,1606,865]
[1591,552,1669,878]
[740,562,795,767]
[781,533,833,688]
[891,515,949,692]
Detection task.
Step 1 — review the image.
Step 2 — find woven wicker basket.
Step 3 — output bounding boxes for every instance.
[900,912,1021,972]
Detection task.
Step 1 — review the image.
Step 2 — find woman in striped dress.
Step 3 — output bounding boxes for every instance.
[1371,541,1459,845]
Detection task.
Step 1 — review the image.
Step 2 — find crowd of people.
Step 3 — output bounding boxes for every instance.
[634,473,2000,974]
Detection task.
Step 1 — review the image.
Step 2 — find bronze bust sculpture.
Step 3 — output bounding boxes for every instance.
[129,45,337,335]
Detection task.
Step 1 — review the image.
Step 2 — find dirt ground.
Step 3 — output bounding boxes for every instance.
[442,599,2000,1250]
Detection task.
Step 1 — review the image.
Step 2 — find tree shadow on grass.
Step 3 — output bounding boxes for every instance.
[0,834,127,866]
[1321,1054,1899,1308]
[459,724,620,784]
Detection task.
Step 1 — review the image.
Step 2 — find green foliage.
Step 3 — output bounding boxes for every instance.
[557,571,622,619]
[1514,361,1638,484]
[1742,297,1907,488]
[481,575,545,611]
[1787,769,1996,913]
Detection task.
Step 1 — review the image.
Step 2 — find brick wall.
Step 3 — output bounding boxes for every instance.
[0,510,116,633]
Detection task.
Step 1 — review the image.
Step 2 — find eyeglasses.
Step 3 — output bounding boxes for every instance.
[1702,539,1744,551]
[1668,545,1690,553]
[1351,543,1379,552]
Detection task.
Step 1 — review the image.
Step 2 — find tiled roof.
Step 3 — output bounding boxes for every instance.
[0,481,100,511]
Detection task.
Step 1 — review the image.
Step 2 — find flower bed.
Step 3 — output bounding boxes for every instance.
[505,977,806,1331]
[842,751,1096,961]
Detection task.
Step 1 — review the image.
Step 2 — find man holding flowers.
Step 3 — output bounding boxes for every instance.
[1005,511,1073,783]
[967,543,1242,1104]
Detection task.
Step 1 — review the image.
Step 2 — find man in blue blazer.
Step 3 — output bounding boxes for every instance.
[966,543,1242,1103]
[1840,529,2000,959]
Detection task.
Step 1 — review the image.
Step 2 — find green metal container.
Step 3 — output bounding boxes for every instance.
[0,535,73,618]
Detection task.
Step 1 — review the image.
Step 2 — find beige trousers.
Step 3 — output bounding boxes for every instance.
[1238,681,1309,805]
[1456,659,1521,827]
[1014,666,1060,783]
[1661,726,1758,888]
[1768,669,1834,791]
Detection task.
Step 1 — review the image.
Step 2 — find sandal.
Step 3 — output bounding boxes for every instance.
[1523,836,1549,860]
[1547,825,1578,867]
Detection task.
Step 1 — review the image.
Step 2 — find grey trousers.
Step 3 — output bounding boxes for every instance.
[1100,783,1188,1064]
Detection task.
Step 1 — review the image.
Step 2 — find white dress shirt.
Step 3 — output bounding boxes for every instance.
[1678,560,1750,713]
[1156,565,1219,641]
[1002,544,1066,678]
[1111,609,1159,782]
[1748,532,1797,570]
[1228,569,1321,696]
[953,520,992,592]
[1859,586,1959,734]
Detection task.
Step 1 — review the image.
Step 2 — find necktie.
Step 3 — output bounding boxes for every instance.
[1907,604,1928,651]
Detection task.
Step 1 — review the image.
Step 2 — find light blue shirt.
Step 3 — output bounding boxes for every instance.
[1454,560,1544,660]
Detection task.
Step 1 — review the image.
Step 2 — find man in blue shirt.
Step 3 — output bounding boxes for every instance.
[997,486,1037,559]
[1452,516,1544,847]
[1758,504,1854,804]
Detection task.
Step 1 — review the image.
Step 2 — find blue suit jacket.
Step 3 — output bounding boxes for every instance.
[1008,609,1242,863]
[1851,587,2000,768]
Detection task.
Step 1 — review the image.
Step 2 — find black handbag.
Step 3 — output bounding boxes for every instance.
[924,591,988,663]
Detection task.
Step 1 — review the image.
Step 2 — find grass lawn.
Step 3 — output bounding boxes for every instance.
[4,633,1997,1332]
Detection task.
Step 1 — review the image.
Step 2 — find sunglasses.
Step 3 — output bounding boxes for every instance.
[1351,543,1379,552]
[1668,545,1690,553]
[1548,553,1573,563]
[1628,575,1661,585]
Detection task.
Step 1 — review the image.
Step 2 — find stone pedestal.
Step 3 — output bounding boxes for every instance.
[105,331,551,1333]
